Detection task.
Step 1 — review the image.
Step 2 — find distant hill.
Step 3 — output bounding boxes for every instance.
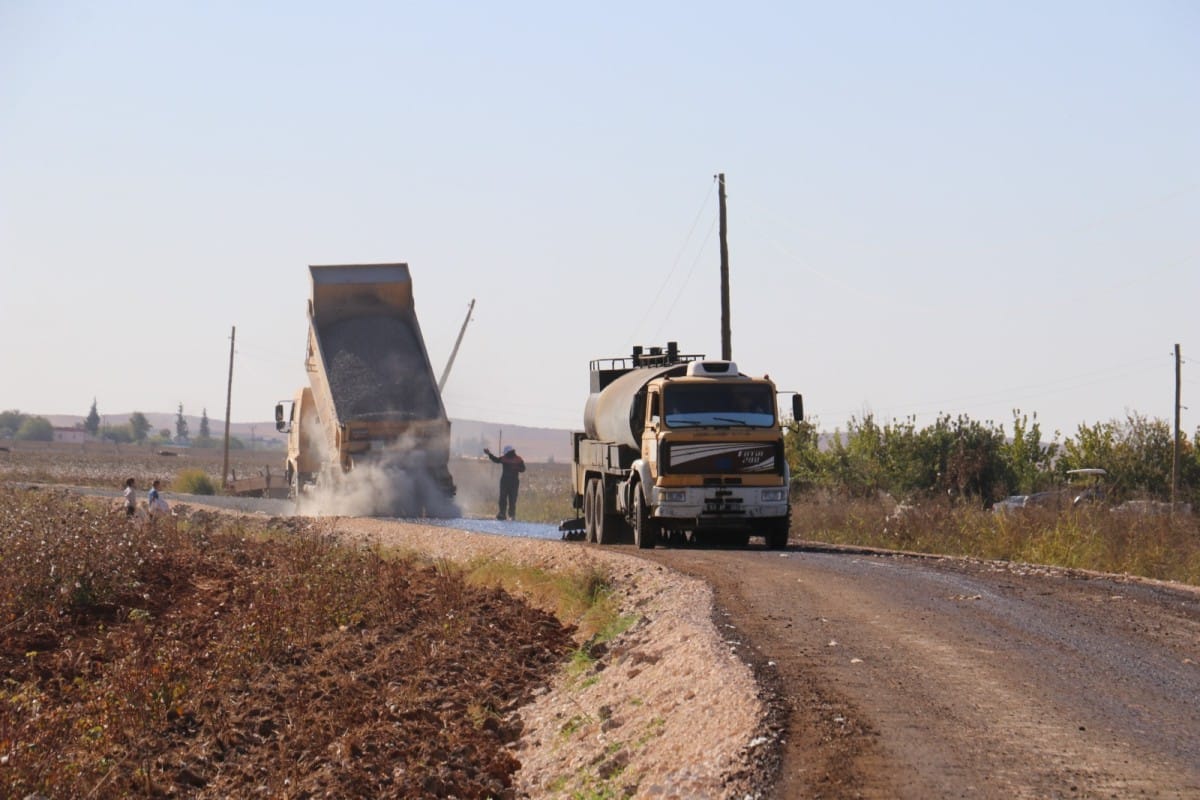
[42,412,574,463]
[450,419,572,463]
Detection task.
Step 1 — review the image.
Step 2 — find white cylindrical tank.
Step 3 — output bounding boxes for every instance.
[583,364,685,449]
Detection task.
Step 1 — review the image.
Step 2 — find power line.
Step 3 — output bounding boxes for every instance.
[627,180,716,347]
[652,215,718,343]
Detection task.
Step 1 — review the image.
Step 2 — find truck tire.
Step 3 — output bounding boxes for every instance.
[595,481,619,545]
[765,519,790,550]
[584,479,600,543]
[634,489,658,549]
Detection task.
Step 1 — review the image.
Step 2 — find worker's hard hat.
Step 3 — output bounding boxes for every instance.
[502,445,514,455]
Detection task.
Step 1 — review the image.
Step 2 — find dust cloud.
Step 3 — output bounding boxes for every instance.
[450,456,509,519]
[296,426,459,519]
[294,311,459,518]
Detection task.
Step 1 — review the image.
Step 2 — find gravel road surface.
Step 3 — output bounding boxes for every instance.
[644,544,1200,799]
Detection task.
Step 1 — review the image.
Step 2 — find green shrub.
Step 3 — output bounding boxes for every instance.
[14,416,53,441]
[173,468,216,495]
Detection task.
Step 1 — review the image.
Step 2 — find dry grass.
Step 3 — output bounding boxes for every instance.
[0,440,280,491]
[793,493,1200,585]
[462,558,620,642]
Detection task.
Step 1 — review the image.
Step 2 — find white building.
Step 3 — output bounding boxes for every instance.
[52,427,87,444]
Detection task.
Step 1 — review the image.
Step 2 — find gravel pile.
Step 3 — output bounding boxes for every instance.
[321,314,442,420]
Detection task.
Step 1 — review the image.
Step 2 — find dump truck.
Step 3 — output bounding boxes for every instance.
[274,263,457,516]
[566,342,801,549]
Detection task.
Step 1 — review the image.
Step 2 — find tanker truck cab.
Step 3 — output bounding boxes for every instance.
[634,360,793,547]
[569,343,800,550]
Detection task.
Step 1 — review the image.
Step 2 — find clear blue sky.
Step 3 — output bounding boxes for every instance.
[2,1,1197,440]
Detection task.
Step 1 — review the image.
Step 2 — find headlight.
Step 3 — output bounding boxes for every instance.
[761,489,787,502]
[660,490,688,503]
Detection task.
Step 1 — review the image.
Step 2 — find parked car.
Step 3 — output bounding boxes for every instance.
[993,494,1030,513]
[994,490,1066,512]
[1066,468,1108,506]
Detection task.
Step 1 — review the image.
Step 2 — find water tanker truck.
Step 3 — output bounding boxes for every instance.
[274,263,457,516]
[567,342,802,548]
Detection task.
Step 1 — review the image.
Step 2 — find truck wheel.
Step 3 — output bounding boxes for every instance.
[595,506,613,544]
[765,519,790,549]
[584,479,599,543]
[595,482,618,545]
[634,489,658,549]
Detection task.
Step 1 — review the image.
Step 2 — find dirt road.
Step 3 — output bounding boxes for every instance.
[642,544,1200,799]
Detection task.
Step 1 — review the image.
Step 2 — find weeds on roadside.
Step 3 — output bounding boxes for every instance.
[171,468,215,495]
[465,559,620,639]
[792,493,1200,585]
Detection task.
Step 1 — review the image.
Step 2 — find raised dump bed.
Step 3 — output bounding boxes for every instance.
[277,263,456,515]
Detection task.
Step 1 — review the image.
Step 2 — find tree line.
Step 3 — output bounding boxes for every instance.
[0,401,242,449]
[785,410,1200,507]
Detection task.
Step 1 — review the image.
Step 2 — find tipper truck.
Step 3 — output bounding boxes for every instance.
[568,342,802,549]
[274,263,457,516]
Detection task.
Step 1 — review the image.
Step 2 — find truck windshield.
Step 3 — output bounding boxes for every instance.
[663,384,776,428]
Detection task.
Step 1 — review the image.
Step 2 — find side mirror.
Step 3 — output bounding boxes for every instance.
[274,403,288,433]
[792,394,804,422]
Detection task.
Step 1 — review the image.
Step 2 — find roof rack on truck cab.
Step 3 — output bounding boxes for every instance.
[589,342,707,395]
[589,342,706,373]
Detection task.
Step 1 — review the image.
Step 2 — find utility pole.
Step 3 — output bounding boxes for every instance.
[222,326,235,490]
[439,298,476,392]
[1172,343,1181,508]
[717,173,732,361]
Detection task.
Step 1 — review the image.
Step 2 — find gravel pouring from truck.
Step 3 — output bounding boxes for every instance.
[565,342,801,548]
[274,263,457,516]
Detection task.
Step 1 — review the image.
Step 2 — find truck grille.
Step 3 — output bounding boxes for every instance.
[663,442,781,475]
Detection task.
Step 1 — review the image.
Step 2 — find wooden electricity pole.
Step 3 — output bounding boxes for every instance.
[717,173,731,361]
[222,326,236,490]
[1172,343,1181,508]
